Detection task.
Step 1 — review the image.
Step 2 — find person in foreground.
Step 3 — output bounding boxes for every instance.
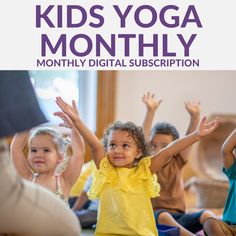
[204,129,236,236]
[11,100,85,204]
[55,96,219,236]
[142,92,216,236]
[0,71,81,236]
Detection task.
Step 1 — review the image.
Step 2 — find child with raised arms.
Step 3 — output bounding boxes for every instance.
[55,96,219,236]
[142,92,216,236]
[11,100,85,203]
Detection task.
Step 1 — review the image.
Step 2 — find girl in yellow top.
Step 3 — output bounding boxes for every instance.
[55,96,219,236]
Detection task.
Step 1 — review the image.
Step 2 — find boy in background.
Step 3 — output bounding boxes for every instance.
[142,92,215,236]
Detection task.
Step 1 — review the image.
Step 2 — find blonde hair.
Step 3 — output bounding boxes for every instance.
[28,127,71,174]
[29,127,70,158]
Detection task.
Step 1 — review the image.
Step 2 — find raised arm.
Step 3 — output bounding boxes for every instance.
[54,102,85,186]
[55,97,104,169]
[181,101,201,160]
[150,117,219,174]
[10,131,32,178]
[142,92,162,141]
[221,129,236,169]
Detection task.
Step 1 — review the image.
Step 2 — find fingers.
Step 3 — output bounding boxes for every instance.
[54,111,73,128]
[53,111,64,117]
[200,116,207,125]
[204,121,218,131]
[72,100,79,114]
[142,92,161,104]
[54,111,63,115]
[54,111,67,121]
[205,122,219,134]
[142,92,149,102]
[158,99,163,105]
[54,113,66,122]
[55,96,63,105]
[201,118,220,129]
[55,97,64,110]
[185,101,201,112]
[56,97,76,117]
[54,111,69,120]
[142,92,154,100]
[185,100,200,106]
[209,120,220,129]
[59,123,67,127]
[199,117,220,136]
[184,101,191,109]
[56,96,69,111]
[142,95,145,102]
[72,100,76,109]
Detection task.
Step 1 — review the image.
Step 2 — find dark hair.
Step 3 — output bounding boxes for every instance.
[151,122,179,141]
[102,121,149,158]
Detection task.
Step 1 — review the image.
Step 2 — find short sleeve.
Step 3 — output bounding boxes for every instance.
[223,159,236,180]
[173,153,187,169]
[87,156,113,200]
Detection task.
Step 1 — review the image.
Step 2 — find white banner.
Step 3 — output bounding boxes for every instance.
[0,0,235,70]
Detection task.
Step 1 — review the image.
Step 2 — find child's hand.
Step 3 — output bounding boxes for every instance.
[142,92,162,112]
[54,111,74,128]
[197,116,219,137]
[55,97,79,122]
[185,101,200,117]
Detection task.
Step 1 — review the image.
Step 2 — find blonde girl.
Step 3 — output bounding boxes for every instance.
[11,101,85,202]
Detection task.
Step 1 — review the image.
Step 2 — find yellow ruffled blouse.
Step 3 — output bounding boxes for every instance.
[88,156,160,236]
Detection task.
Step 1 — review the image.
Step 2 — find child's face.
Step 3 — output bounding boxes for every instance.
[28,134,62,174]
[149,133,174,155]
[107,130,141,168]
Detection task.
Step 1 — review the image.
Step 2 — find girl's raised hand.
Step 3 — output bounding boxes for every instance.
[197,116,219,137]
[55,97,79,122]
[54,111,74,128]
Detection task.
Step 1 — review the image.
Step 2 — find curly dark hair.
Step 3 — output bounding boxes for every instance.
[151,122,179,141]
[102,121,149,158]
